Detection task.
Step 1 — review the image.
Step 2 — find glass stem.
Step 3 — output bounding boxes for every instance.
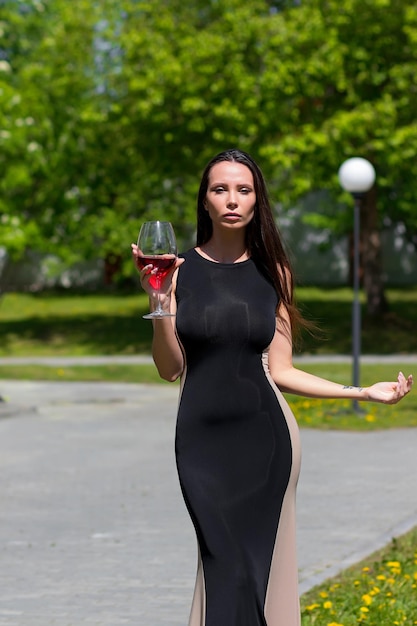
[154,275,164,315]
[155,289,163,314]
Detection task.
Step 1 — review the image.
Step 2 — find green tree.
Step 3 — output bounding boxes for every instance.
[258,0,417,313]
[1,0,416,306]
[110,0,417,310]
[0,0,131,270]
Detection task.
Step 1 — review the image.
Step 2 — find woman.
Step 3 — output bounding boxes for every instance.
[132,149,412,626]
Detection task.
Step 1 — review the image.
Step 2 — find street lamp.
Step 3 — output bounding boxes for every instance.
[338,157,376,412]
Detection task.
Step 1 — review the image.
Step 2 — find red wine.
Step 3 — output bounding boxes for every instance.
[137,254,176,289]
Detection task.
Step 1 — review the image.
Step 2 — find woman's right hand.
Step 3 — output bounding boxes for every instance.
[131,243,184,301]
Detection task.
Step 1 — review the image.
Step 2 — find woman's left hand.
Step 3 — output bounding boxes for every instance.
[366,371,413,404]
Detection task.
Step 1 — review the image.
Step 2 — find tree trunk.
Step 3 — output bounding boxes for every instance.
[360,187,388,316]
[104,253,122,286]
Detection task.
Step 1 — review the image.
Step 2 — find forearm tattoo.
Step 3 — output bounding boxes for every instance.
[343,385,363,391]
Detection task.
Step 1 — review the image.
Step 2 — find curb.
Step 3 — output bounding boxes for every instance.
[299,513,417,594]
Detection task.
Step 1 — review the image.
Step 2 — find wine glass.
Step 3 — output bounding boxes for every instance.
[137,221,178,319]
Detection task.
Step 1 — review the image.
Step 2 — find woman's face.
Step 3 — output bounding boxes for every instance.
[204,161,256,233]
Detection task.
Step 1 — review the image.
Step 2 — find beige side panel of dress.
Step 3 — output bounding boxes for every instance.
[263,351,302,626]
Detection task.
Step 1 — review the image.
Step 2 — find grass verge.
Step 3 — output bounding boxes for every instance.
[0,362,415,430]
[301,526,417,625]
[0,364,164,385]
[1,288,417,356]
[285,363,417,431]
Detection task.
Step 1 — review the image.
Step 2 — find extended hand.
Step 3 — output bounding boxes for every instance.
[366,371,413,404]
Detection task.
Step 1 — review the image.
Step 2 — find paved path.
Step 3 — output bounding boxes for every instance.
[0,378,416,626]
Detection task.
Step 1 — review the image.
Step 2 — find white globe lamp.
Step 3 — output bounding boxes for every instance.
[338,157,376,195]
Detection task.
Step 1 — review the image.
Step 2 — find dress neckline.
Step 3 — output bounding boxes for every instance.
[191,248,252,267]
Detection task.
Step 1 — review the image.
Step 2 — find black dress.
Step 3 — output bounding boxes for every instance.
[175,249,301,626]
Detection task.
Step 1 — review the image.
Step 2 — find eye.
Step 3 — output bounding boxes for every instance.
[239,187,253,195]
[212,186,225,194]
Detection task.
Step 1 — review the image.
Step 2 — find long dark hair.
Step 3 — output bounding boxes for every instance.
[197,148,302,334]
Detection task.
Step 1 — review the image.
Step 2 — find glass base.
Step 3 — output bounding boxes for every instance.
[143,310,176,319]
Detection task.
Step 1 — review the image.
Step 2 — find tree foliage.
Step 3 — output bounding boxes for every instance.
[1,0,416,279]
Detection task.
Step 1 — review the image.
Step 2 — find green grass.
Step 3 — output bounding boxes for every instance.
[0,362,415,430]
[0,287,416,356]
[301,526,417,625]
[0,291,151,356]
[286,363,417,431]
[296,286,417,355]
[0,289,415,430]
[0,363,166,384]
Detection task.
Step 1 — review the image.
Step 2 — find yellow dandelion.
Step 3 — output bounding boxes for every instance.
[354,580,361,586]
[305,603,319,611]
[323,600,332,609]
[413,572,417,581]
[387,560,401,568]
[361,594,372,606]
[327,623,344,626]
[387,577,396,585]
[370,586,380,595]
[320,591,329,598]
[360,606,369,613]
[376,574,386,581]
[365,414,376,422]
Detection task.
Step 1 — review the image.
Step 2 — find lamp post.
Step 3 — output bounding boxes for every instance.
[338,157,376,412]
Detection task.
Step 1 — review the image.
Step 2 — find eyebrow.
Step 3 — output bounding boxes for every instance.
[209,181,254,187]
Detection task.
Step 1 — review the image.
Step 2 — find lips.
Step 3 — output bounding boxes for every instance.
[224,212,240,219]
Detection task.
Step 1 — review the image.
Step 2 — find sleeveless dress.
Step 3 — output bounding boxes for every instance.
[175,249,301,626]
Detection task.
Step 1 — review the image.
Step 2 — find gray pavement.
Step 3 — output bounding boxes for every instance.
[0,377,416,625]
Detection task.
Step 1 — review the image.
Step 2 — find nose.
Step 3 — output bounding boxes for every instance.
[227,190,238,208]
